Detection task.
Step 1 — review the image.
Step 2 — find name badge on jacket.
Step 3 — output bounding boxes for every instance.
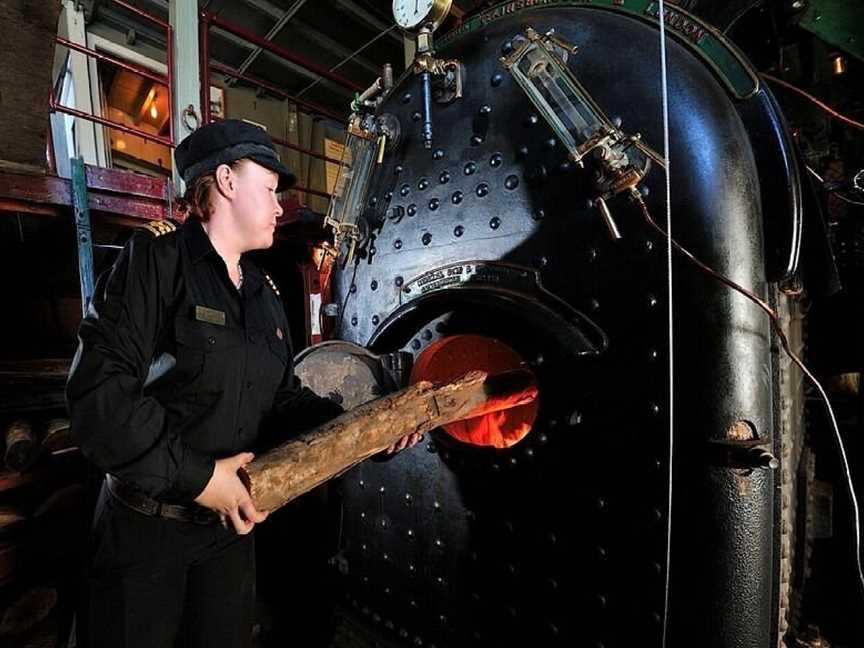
[194,305,226,327]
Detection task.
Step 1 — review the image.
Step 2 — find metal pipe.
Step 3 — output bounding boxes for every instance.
[421,70,433,149]
[55,37,168,85]
[233,0,309,83]
[295,24,397,98]
[50,93,173,147]
[268,134,343,166]
[205,12,363,93]
[210,62,346,124]
[109,0,171,30]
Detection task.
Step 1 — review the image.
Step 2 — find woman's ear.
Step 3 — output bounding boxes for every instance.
[214,163,236,198]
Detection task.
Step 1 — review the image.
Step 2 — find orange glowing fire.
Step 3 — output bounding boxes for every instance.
[410,335,539,448]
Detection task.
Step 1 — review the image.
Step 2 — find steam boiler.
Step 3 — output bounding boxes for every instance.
[291,2,842,646]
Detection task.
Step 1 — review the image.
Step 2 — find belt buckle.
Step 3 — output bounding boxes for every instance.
[192,506,215,525]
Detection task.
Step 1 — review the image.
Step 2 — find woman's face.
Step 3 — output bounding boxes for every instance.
[228,160,283,251]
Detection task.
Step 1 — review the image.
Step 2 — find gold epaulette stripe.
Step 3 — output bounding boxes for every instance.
[142,220,177,237]
[263,272,281,296]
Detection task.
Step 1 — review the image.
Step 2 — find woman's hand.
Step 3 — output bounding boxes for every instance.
[194,452,268,535]
[385,432,423,455]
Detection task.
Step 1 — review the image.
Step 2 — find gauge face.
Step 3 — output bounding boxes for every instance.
[392,0,441,31]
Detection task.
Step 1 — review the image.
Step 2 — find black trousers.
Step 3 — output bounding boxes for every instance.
[80,484,255,648]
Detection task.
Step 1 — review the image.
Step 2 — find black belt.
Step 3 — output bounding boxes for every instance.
[106,475,220,526]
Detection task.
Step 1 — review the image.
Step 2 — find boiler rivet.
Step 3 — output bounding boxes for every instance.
[433,147,445,160]
[464,162,477,175]
[394,239,402,250]
[454,225,464,237]
[422,233,432,245]
[505,174,519,190]
[489,216,500,228]
[451,191,464,204]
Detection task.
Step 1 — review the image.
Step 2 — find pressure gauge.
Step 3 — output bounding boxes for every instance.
[392,0,452,32]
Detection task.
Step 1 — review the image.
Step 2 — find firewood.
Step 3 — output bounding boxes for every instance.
[240,370,537,512]
[4,419,36,472]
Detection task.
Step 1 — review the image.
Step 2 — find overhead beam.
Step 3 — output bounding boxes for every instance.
[207,13,363,92]
[293,19,380,76]
[231,0,306,83]
[210,25,354,98]
[332,0,403,45]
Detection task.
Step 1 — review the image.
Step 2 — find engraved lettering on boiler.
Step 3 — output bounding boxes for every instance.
[403,262,535,301]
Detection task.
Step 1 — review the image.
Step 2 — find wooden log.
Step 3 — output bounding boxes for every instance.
[4,419,36,472]
[240,369,537,512]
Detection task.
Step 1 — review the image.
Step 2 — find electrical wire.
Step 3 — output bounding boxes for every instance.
[805,165,864,207]
[762,73,864,131]
[656,1,674,645]
[295,25,399,99]
[632,193,864,599]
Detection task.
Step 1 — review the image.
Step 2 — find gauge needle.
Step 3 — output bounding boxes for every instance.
[414,0,419,14]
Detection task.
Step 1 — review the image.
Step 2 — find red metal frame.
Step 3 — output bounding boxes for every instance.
[51,0,175,148]
[269,134,343,167]
[209,62,346,124]
[204,12,364,94]
[33,0,343,219]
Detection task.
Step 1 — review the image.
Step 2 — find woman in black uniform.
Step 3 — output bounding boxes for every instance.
[66,120,419,647]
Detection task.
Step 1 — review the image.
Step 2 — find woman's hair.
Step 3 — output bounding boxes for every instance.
[176,159,248,222]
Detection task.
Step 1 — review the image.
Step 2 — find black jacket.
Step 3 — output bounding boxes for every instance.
[66,217,342,503]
